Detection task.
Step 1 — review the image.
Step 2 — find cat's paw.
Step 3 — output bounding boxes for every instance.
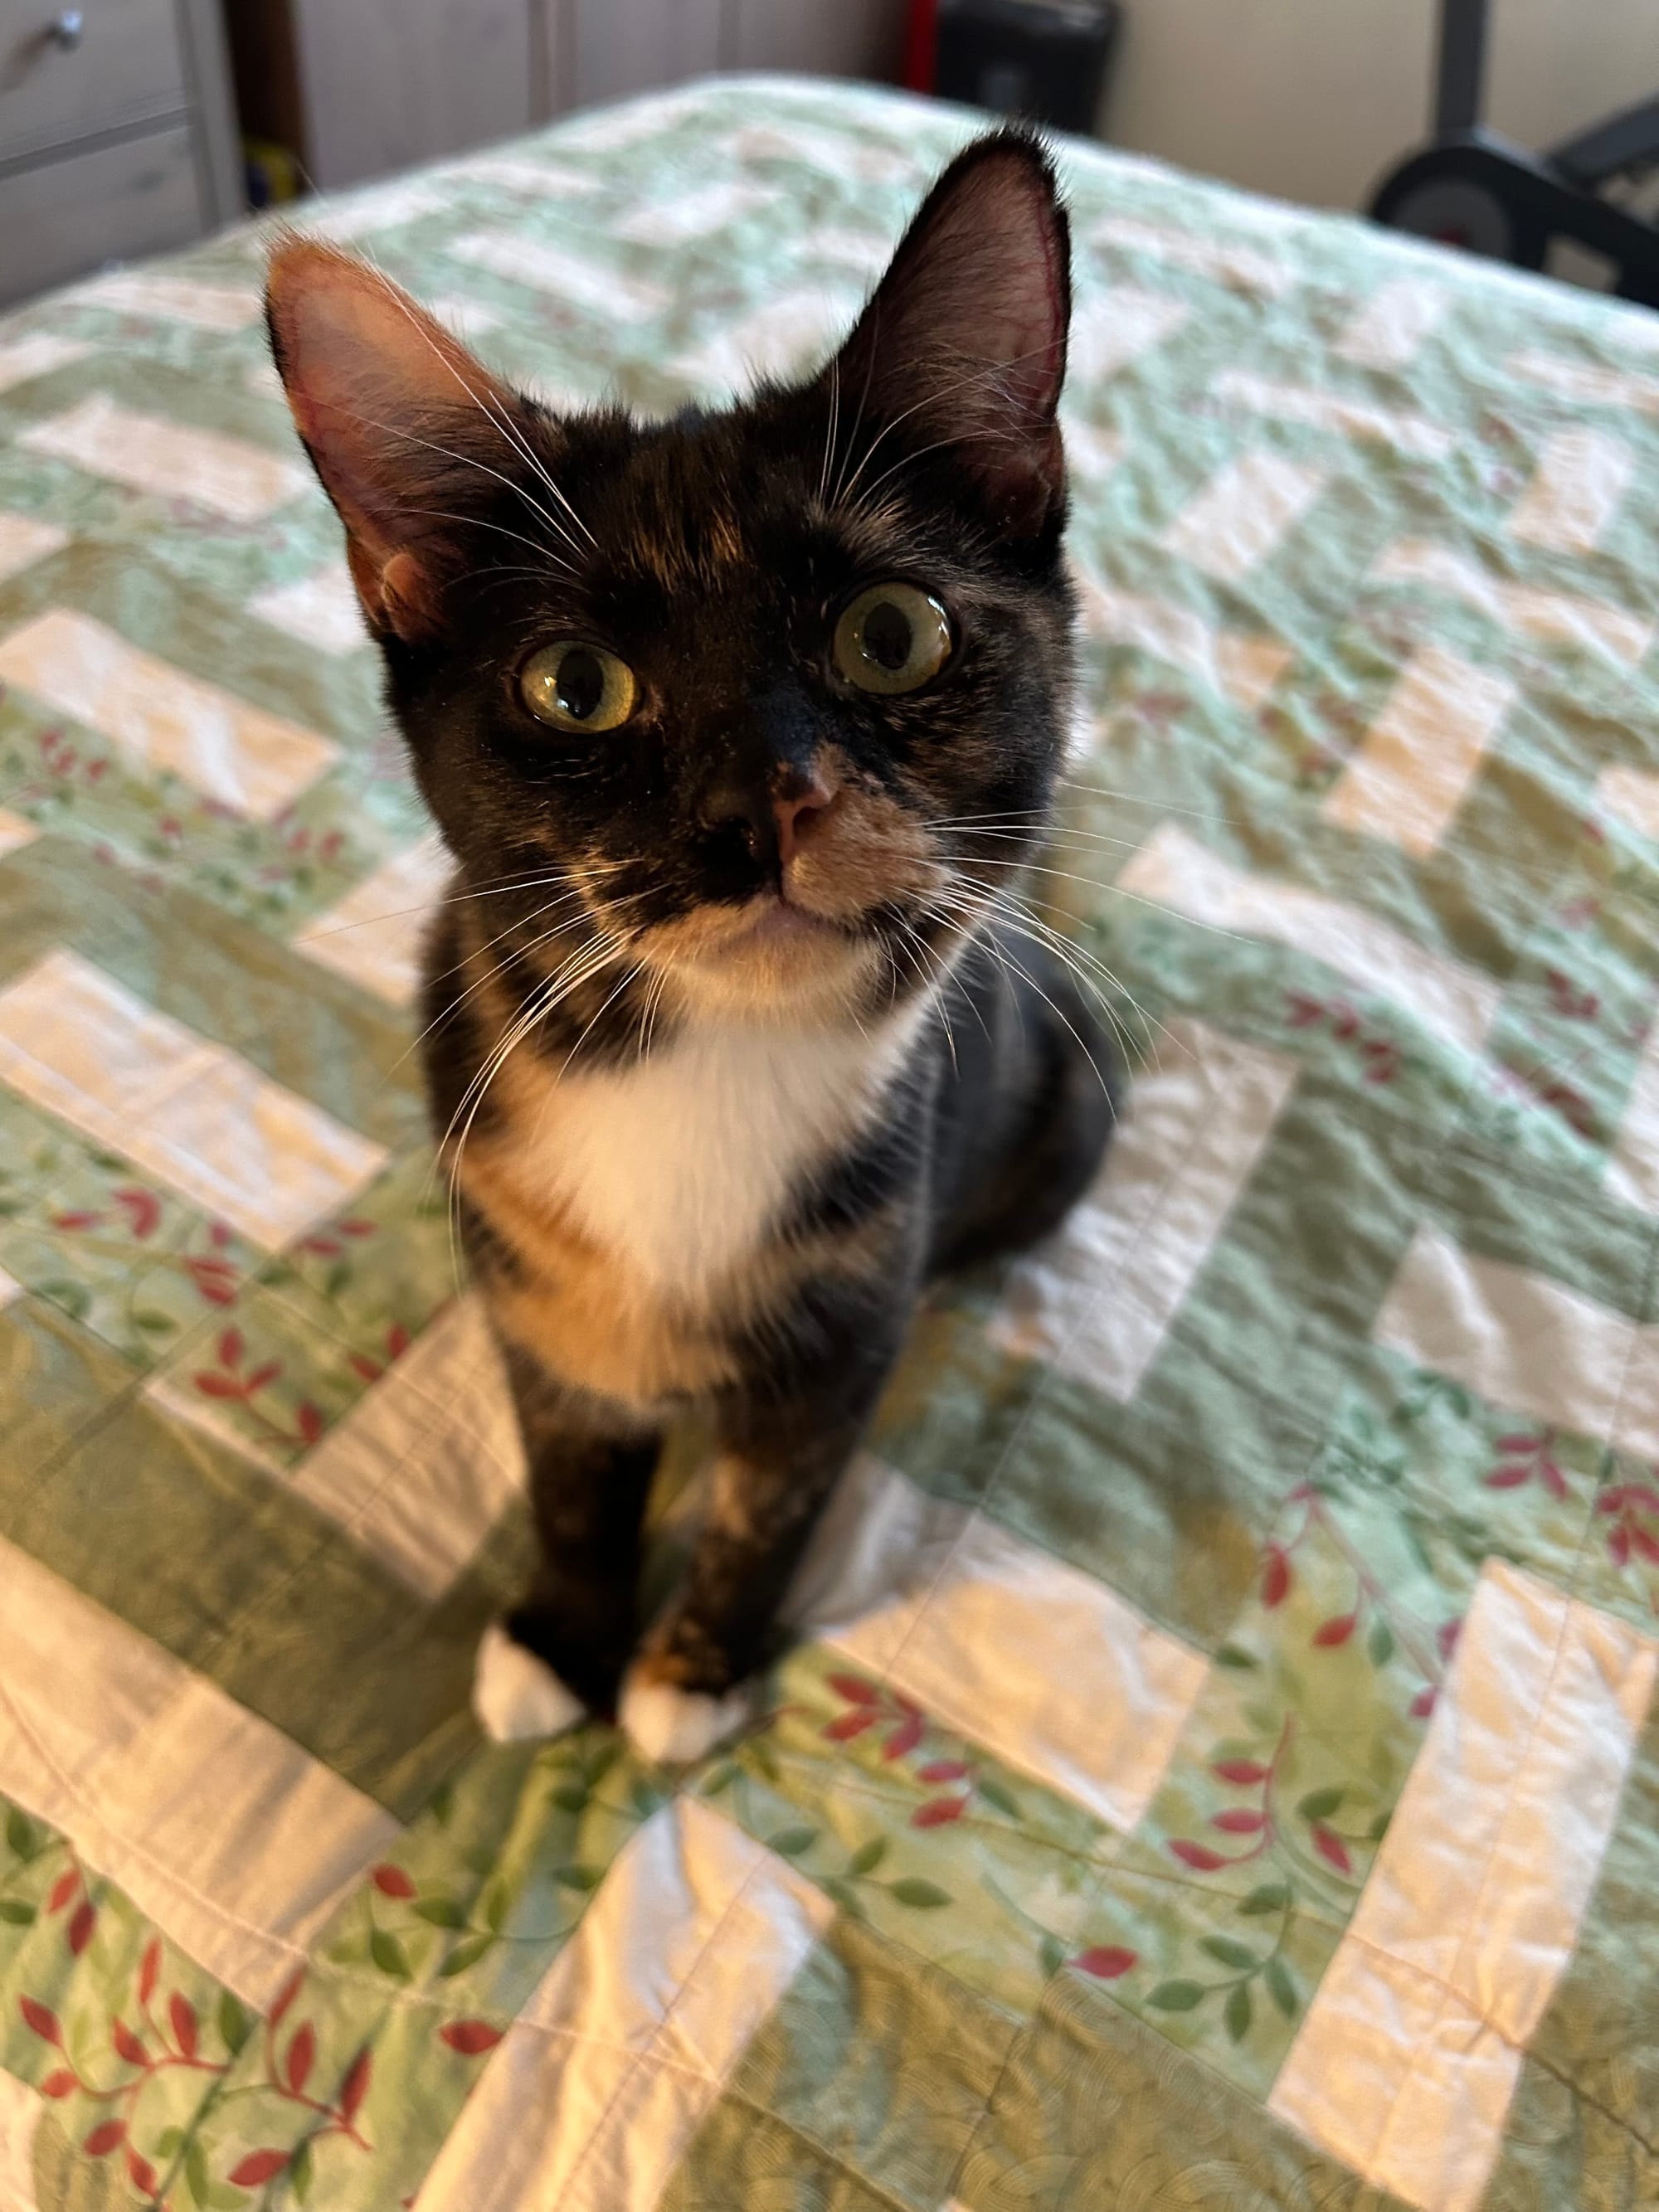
[473,1622,587,1743]
[618,1670,751,1767]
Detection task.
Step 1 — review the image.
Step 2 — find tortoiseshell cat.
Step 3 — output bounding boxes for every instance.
[266,130,1115,1763]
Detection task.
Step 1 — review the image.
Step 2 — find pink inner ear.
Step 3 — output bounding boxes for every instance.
[830,138,1070,531]
[266,241,513,571]
[914,157,1068,421]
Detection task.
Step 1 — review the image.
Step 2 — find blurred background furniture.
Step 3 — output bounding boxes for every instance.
[930,0,1120,137]
[0,0,241,304]
[224,0,908,195]
[10,0,1659,310]
[1087,0,1659,220]
[215,0,1659,226]
[1370,0,1659,305]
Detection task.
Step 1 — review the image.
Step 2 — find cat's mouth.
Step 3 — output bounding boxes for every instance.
[638,889,863,977]
[710,893,853,953]
[621,882,899,1024]
[620,871,988,1034]
[577,768,978,1020]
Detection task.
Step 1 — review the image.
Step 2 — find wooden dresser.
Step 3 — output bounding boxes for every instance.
[0,0,241,307]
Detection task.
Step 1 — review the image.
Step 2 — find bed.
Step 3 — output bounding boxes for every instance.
[2,73,1657,2212]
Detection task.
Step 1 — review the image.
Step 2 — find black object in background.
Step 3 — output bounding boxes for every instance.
[934,0,1120,135]
[1369,0,1659,308]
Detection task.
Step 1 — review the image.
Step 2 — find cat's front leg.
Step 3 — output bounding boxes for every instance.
[474,1341,660,1743]
[619,1337,898,1766]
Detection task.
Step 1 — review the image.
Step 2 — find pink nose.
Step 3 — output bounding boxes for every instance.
[773,773,834,868]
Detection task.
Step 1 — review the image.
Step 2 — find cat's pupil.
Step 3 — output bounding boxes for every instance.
[864,600,913,671]
[557,647,605,721]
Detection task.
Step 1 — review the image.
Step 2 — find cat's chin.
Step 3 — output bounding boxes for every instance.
[650,902,878,1024]
[696,892,851,958]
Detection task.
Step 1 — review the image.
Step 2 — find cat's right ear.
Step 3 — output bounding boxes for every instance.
[265,240,526,641]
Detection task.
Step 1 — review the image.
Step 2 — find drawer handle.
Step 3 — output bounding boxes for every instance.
[48,9,84,48]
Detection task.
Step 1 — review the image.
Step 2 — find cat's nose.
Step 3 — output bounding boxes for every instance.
[773,766,834,868]
[700,760,835,873]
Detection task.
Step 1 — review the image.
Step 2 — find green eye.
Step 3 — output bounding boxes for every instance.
[519,641,637,732]
[832,583,953,696]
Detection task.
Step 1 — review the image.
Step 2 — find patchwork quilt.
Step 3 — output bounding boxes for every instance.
[2,72,1658,2212]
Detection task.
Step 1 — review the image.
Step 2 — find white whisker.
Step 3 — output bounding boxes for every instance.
[832,341,1060,517]
[374,277,597,553]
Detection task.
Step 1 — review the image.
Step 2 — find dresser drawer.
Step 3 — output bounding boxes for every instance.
[0,124,202,305]
[0,0,187,167]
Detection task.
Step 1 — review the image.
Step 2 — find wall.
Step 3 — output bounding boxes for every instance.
[1102,0,1659,212]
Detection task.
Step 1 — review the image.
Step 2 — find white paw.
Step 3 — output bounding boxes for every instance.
[619,1672,751,1766]
[472,1624,586,1743]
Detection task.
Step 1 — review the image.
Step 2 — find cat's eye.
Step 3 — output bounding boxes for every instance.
[519,641,638,732]
[831,583,953,696]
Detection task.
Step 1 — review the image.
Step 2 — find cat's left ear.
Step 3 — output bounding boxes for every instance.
[827,129,1071,538]
[265,240,535,641]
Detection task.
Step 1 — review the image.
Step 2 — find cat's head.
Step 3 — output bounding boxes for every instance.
[266,132,1074,1031]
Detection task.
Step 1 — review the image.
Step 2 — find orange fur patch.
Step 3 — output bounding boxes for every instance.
[789,781,941,921]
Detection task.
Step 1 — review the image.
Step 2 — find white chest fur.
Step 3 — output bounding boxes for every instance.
[523,1009,924,1299]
